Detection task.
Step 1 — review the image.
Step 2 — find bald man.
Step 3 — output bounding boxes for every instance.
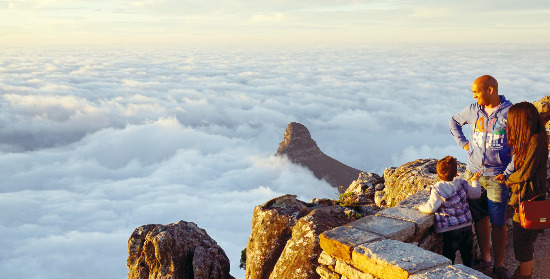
[449,75,514,279]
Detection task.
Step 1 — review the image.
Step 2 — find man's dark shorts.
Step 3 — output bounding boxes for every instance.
[468,188,489,222]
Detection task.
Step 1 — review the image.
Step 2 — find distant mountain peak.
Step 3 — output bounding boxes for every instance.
[276,122,362,191]
[276,122,322,161]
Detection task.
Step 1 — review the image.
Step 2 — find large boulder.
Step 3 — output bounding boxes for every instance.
[382,159,466,208]
[276,122,362,192]
[245,195,309,279]
[245,195,351,279]
[269,206,351,279]
[127,220,233,279]
[533,96,550,124]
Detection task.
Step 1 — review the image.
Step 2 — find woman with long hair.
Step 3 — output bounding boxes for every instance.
[501,101,548,279]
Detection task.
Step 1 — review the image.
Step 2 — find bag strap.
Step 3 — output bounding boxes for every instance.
[520,193,547,204]
[527,194,547,202]
[518,186,523,204]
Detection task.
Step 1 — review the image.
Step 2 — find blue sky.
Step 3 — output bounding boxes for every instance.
[2,0,550,45]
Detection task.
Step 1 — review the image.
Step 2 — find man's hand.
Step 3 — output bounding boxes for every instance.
[463,142,470,151]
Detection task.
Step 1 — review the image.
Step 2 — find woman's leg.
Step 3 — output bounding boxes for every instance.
[512,221,538,278]
[518,258,533,277]
[512,259,534,279]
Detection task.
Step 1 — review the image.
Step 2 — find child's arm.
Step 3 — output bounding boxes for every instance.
[465,172,482,199]
[417,187,442,214]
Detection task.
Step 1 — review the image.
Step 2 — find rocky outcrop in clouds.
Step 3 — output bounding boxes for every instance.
[276,122,362,192]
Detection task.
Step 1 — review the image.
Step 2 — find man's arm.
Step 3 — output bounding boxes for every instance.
[449,106,472,149]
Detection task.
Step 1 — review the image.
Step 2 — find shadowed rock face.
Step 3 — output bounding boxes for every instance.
[276,122,362,191]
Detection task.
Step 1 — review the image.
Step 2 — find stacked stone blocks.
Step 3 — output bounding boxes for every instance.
[318,190,490,279]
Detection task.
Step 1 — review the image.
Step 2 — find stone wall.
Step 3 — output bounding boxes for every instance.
[317,190,491,279]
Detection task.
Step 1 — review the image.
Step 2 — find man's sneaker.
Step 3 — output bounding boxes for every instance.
[473,259,493,270]
[493,266,511,279]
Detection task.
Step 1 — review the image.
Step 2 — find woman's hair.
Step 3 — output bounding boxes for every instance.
[506,101,549,169]
[437,155,457,181]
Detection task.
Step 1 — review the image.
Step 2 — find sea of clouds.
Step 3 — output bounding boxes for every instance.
[0,44,549,278]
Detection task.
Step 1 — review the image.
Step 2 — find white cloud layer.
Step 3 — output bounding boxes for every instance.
[1,44,549,278]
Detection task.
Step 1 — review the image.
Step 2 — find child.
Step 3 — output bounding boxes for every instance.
[418,156,482,267]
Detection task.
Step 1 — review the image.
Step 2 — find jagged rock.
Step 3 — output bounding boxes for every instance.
[374,190,386,207]
[245,195,309,279]
[246,195,352,279]
[343,172,384,205]
[346,172,384,193]
[382,159,466,208]
[343,204,381,220]
[358,205,382,216]
[193,246,232,279]
[268,206,351,279]
[127,220,233,279]
[533,96,550,123]
[309,198,338,207]
[276,122,362,192]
